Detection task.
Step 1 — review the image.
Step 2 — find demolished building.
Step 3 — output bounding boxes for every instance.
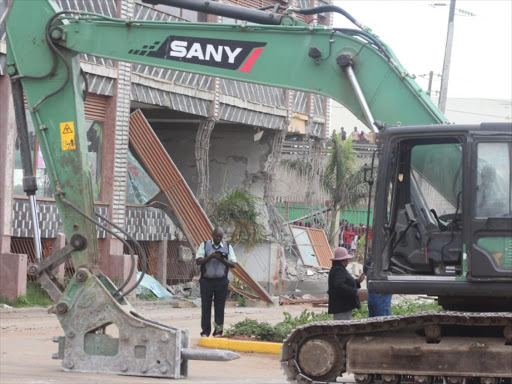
[0,0,333,300]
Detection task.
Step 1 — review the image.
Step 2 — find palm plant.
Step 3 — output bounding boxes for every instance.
[322,134,368,245]
[209,187,265,249]
[280,157,314,178]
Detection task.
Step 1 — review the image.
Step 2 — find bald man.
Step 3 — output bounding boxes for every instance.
[195,227,237,337]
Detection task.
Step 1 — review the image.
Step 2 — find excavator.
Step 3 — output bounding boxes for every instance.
[6,0,511,382]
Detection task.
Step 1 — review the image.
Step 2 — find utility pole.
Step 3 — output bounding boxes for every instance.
[438,0,456,114]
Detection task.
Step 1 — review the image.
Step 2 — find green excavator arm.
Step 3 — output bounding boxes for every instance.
[6,0,448,379]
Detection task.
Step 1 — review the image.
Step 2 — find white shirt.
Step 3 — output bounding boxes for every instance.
[195,240,237,263]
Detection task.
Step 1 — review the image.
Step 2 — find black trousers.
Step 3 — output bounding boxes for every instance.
[199,277,229,336]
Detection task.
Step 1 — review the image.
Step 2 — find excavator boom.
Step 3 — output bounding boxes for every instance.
[6,0,511,382]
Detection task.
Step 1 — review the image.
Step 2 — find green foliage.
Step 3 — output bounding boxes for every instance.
[323,135,368,244]
[209,188,265,249]
[225,310,333,342]
[228,292,247,307]
[353,300,441,319]
[0,281,54,308]
[280,158,314,178]
[352,303,370,319]
[226,301,442,342]
[136,291,158,301]
[390,299,442,315]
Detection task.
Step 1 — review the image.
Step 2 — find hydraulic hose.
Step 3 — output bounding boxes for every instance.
[142,0,283,25]
[293,5,364,29]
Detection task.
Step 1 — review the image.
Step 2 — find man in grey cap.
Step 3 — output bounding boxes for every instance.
[328,247,365,320]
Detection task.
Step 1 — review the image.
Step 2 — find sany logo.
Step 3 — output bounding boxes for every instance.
[169,41,242,64]
[129,36,266,73]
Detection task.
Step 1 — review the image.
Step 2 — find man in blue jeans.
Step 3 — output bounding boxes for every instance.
[367,292,392,317]
[195,227,237,337]
[364,257,392,317]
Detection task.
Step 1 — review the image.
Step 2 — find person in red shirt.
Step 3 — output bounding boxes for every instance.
[343,226,355,250]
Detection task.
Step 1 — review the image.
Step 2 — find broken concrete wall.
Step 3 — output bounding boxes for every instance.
[152,122,199,192]
[232,242,282,295]
[208,123,273,198]
[150,121,336,297]
[153,122,273,201]
[273,161,329,202]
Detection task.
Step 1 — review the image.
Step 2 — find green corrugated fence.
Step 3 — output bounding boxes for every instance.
[274,201,372,226]
[339,206,373,226]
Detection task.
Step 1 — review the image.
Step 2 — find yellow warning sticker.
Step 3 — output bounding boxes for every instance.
[60,121,76,151]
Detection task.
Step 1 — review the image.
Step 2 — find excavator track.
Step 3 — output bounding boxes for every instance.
[281,311,512,384]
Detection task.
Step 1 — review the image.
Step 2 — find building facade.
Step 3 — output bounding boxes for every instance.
[0,0,331,300]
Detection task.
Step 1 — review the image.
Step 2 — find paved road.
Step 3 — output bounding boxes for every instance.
[1,302,352,384]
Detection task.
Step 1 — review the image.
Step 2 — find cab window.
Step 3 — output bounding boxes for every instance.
[475,142,511,218]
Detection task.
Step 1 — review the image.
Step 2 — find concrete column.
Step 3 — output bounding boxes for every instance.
[0,74,27,300]
[268,242,282,295]
[195,119,215,204]
[98,0,135,282]
[154,236,168,286]
[108,254,138,296]
[98,93,120,276]
[50,232,66,282]
[0,253,27,302]
[109,0,135,232]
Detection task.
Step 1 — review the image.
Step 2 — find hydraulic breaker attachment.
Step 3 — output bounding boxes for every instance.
[7,1,239,377]
[51,268,239,378]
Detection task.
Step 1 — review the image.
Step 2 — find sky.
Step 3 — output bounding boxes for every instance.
[152,1,512,126]
[332,0,512,100]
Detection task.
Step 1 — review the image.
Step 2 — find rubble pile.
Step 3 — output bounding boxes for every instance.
[167,280,201,299]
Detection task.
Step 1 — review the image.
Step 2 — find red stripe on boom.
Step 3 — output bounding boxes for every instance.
[238,48,264,73]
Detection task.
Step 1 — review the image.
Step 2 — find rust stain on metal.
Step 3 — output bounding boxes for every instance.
[307,228,333,268]
[290,225,333,268]
[129,110,272,303]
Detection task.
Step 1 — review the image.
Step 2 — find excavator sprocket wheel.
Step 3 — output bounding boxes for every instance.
[296,335,344,382]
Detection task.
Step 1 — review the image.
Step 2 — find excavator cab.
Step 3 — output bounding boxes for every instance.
[283,122,512,383]
[370,123,512,310]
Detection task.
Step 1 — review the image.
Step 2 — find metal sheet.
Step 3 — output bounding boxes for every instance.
[290,226,333,268]
[307,228,333,268]
[290,226,319,267]
[129,110,272,303]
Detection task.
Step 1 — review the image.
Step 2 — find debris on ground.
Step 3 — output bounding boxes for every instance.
[285,263,329,281]
[136,272,174,301]
[167,279,201,298]
[279,295,328,306]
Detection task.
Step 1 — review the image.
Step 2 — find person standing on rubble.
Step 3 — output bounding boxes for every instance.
[328,247,365,320]
[195,227,237,337]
